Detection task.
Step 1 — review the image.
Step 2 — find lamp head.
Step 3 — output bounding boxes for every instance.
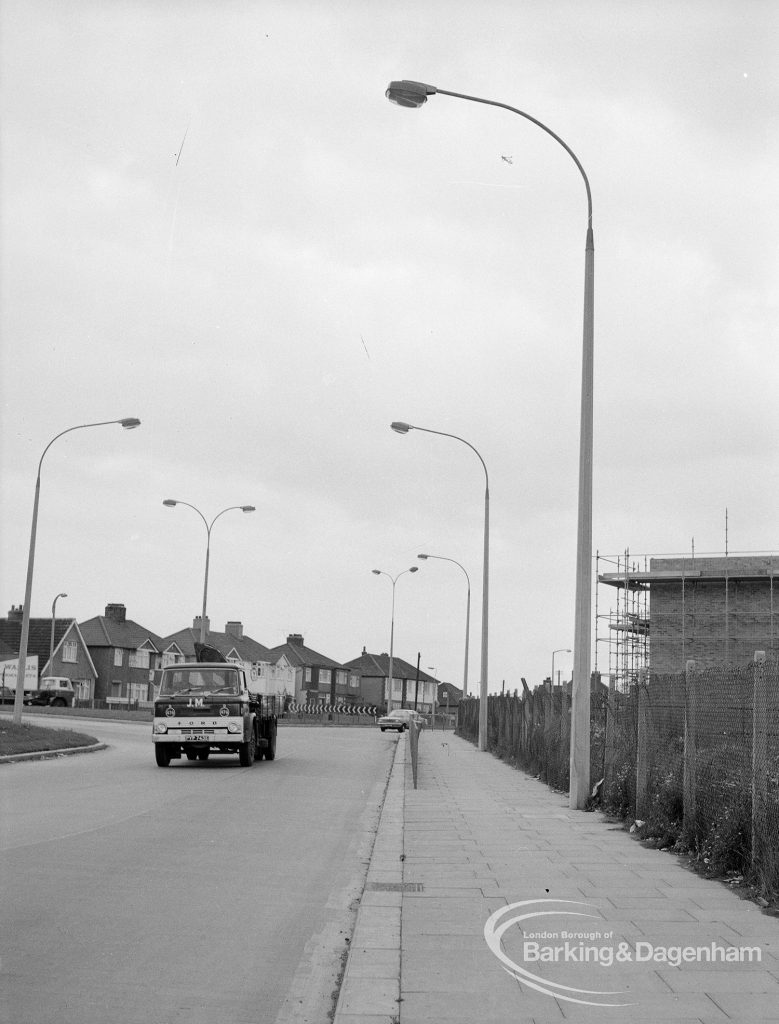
[120,418,141,429]
[59,592,68,598]
[417,554,429,560]
[390,421,412,434]
[162,499,177,507]
[371,569,381,575]
[241,506,256,513]
[385,80,436,108]
[409,566,419,573]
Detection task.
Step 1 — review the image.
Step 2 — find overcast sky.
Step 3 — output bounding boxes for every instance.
[1,0,777,692]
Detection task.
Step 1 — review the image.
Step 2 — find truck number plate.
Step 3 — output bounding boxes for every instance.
[182,733,210,741]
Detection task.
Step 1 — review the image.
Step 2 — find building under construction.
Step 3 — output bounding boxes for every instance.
[596,551,778,691]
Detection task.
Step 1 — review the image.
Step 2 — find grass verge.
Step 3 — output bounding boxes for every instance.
[0,721,99,756]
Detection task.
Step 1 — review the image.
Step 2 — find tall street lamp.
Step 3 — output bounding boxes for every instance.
[372,566,418,711]
[12,417,141,724]
[552,647,572,690]
[418,553,470,703]
[49,592,68,671]
[162,500,256,645]
[386,80,594,807]
[392,421,490,752]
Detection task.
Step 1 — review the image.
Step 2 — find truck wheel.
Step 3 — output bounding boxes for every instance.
[51,698,66,707]
[264,726,277,761]
[185,751,198,761]
[155,745,172,767]
[238,730,256,766]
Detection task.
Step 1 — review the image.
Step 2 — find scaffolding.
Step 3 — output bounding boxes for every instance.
[595,550,650,693]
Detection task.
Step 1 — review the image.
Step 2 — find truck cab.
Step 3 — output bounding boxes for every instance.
[152,662,277,767]
[24,677,76,707]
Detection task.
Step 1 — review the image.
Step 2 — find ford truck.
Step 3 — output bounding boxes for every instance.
[152,661,278,767]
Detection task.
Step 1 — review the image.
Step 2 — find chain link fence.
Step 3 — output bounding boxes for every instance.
[458,658,779,898]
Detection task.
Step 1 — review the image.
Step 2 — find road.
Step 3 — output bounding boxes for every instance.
[0,716,398,1024]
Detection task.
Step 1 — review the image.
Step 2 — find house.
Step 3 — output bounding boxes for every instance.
[79,603,165,703]
[437,681,463,711]
[266,633,359,706]
[343,648,438,713]
[162,617,295,698]
[0,605,97,700]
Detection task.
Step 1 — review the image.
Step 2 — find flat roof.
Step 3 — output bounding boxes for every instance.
[599,568,777,589]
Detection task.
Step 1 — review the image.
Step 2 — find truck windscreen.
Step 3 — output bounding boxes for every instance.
[159,668,240,696]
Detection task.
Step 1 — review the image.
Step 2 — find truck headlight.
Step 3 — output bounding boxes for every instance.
[154,722,168,734]
[227,721,242,734]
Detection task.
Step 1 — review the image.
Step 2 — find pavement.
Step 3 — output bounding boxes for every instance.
[333,730,779,1024]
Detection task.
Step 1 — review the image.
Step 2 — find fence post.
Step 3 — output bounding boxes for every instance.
[604,674,616,803]
[683,660,697,834]
[752,652,768,871]
[635,668,650,821]
[561,689,571,789]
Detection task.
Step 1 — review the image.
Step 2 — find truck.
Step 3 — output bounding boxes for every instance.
[0,675,76,707]
[152,660,278,768]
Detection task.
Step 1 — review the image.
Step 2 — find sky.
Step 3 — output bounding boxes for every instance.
[1,0,777,694]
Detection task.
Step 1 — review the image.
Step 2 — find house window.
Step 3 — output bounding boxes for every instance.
[129,649,149,669]
[305,667,312,682]
[74,680,93,701]
[62,641,77,663]
[114,649,123,667]
[319,669,331,687]
[349,673,360,689]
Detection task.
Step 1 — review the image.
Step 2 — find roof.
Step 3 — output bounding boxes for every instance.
[600,554,778,590]
[163,626,272,664]
[266,639,346,670]
[0,617,83,673]
[343,651,438,684]
[79,615,165,651]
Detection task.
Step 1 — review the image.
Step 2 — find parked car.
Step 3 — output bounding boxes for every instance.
[377,708,426,732]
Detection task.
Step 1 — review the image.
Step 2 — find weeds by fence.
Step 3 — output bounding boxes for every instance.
[457,659,779,900]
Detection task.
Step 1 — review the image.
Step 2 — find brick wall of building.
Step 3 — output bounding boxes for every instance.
[649,556,777,673]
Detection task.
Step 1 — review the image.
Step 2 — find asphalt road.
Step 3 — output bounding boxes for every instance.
[0,717,398,1024]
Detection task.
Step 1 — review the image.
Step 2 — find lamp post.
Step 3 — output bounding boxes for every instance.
[385,80,594,807]
[418,553,470,703]
[551,647,571,691]
[392,421,490,752]
[12,417,141,724]
[162,500,256,645]
[49,592,68,670]
[372,566,418,711]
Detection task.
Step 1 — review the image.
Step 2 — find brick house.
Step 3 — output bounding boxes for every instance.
[343,649,438,713]
[0,605,97,700]
[162,617,295,697]
[79,603,165,703]
[267,633,359,706]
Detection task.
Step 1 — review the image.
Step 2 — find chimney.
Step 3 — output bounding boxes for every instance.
[193,615,210,633]
[226,621,243,639]
[105,603,127,623]
[287,633,304,647]
[8,605,23,622]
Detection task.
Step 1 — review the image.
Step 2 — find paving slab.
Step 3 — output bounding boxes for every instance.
[334,730,779,1024]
